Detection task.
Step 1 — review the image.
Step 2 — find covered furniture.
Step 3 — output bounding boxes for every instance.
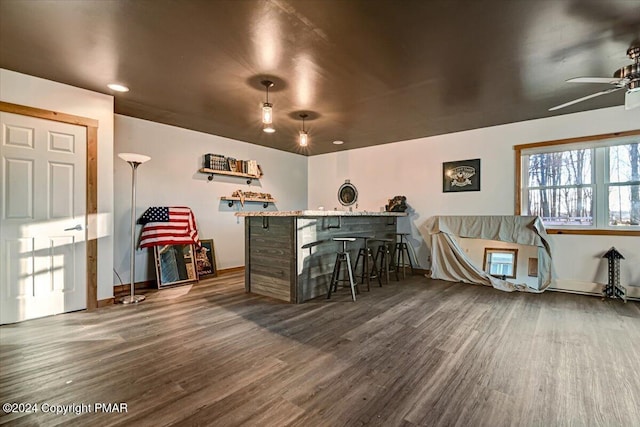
[423,215,552,292]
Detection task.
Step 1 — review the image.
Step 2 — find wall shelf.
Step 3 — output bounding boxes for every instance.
[199,168,261,184]
[221,196,276,208]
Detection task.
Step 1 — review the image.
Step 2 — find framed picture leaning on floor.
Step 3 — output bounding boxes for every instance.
[195,239,217,278]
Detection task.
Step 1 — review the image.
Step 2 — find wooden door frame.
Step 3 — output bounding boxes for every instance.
[0,101,99,310]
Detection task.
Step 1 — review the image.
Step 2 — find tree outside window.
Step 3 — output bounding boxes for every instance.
[517,132,640,231]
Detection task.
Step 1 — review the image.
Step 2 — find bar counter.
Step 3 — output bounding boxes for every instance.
[236,211,407,302]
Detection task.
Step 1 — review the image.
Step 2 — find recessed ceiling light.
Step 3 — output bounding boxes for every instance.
[333,140,344,145]
[107,83,129,92]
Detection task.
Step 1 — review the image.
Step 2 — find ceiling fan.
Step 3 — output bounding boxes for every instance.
[550,41,640,111]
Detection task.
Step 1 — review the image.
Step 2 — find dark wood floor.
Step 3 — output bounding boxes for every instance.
[1,272,639,427]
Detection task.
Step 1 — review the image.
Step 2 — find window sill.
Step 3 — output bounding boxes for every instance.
[489,274,516,279]
[546,229,640,236]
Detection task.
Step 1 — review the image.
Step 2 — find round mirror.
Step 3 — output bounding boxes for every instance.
[338,180,358,206]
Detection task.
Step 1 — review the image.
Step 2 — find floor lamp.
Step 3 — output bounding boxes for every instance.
[119,152,151,304]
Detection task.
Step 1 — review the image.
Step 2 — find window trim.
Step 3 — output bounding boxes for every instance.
[514,130,640,236]
[483,248,518,279]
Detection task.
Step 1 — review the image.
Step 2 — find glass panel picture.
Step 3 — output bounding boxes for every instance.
[154,244,197,288]
[483,248,518,279]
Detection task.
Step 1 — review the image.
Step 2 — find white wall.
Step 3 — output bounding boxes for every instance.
[308,106,640,298]
[114,115,308,285]
[1,69,115,300]
[4,67,635,298]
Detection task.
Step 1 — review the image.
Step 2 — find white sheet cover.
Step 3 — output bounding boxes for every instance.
[424,215,551,292]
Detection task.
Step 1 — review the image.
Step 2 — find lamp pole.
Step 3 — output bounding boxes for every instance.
[118,153,151,304]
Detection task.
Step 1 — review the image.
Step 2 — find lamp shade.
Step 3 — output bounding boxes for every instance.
[118,153,151,163]
[262,103,273,124]
[260,80,275,131]
[299,130,308,147]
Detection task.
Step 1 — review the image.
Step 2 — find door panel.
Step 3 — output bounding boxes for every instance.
[4,158,34,219]
[49,131,75,153]
[1,112,86,324]
[49,162,75,218]
[4,238,33,297]
[4,123,34,148]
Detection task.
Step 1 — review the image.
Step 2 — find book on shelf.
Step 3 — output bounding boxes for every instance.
[204,153,228,171]
[248,160,258,176]
[202,154,261,176]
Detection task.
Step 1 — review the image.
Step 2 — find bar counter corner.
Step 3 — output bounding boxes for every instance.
[236,210,407,303]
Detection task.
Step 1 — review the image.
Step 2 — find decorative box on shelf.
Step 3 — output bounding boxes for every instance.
[221,190,275,208]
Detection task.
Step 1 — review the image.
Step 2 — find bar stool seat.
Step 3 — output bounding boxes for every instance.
[327,237,358,301]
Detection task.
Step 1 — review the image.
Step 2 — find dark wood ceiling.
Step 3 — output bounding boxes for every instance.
[1,0,639,155]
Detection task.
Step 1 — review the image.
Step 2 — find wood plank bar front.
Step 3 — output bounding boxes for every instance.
[239,211,406,303]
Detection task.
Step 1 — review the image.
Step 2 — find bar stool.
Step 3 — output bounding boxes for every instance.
[391,233,414,280]
[352,236,381,290]
[327,237,358,301]
[370,238,394,285]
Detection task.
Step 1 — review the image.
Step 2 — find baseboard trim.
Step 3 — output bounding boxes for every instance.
[218,266,245,275]
[97,297,114,308]
[113,280,156,296]
[112,269,244,294]
[548,287,639,302]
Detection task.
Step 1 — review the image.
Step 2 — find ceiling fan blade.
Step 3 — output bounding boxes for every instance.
[549,87,623,111]
[625,90,640,110]
[567,77,622,84]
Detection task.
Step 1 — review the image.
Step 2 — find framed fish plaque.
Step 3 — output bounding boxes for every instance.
[443,158,481,192]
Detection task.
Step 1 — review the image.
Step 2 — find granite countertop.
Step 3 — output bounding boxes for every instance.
[235,210,408,217]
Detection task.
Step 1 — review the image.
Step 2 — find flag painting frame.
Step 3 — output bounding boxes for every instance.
[443,158,481,192]
[195,239,217,278]
[154,244,198,288]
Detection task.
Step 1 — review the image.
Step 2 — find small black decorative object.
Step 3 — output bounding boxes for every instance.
[386,196,407,212]
[338,180,358,206]
[602,247,626,302]
[443,158,481,192]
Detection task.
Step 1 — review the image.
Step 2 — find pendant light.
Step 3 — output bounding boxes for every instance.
[299,113,309,147]
[261,80,275,133]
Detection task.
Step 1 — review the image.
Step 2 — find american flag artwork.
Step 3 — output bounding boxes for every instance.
[138,207,200,248]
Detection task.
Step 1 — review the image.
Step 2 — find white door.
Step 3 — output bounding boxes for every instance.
[1,112,87,324]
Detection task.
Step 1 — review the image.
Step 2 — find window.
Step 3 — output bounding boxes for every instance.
[483,248,518,279]
[515,131,640,235]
